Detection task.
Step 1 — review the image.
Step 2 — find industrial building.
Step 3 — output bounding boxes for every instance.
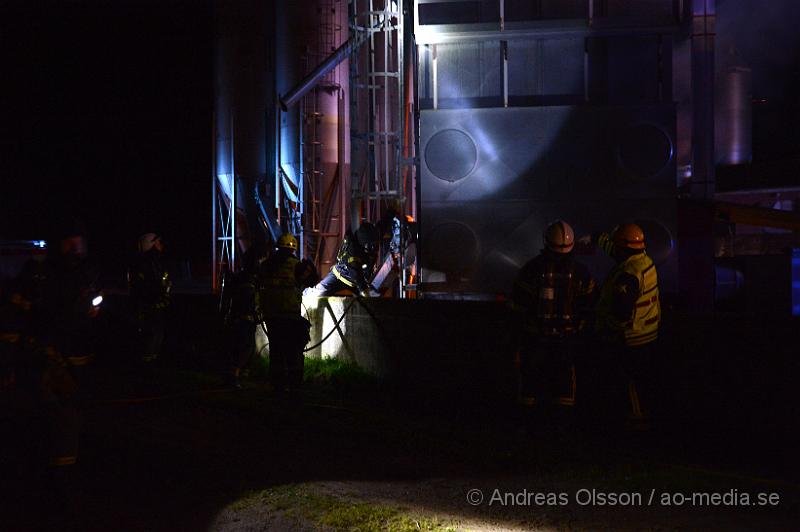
[2,0,799,530]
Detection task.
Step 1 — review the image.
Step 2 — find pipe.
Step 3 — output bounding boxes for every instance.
[212,112,217,292]
[280,33,367,112]
[254,182,282,242]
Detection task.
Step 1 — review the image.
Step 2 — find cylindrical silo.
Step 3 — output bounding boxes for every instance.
[715,65,753,166]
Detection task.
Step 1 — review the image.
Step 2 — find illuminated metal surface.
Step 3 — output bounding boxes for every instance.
[413,0,683,44]
[419,105,677,294]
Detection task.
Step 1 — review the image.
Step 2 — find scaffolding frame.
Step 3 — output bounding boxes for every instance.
[212,114,238,292]
[350,0,418,297]
[350,0,405,223]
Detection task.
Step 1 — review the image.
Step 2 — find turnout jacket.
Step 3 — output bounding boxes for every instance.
[331,232,375,294]
[511,249,596,337]
[595,233,660,347]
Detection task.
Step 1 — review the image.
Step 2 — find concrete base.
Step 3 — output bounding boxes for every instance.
[256,296,517,392]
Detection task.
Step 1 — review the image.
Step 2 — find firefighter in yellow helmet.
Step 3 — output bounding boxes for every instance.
[510,220,596,435]
[256,233,318,392]
[585,223,660,430]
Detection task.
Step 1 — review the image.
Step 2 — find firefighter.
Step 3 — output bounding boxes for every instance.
[374,208,417,296]
[129,233,171,363]
[306,223,379,297]
[2,239,83,516]
[257,233,318,392]
[225,247,263,389]
[585,223,660,430]
[41,227,102,371]
[511,220,596,435]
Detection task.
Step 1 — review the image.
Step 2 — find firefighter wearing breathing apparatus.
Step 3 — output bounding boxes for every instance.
[590,222,660,430]
[257,233,318,392]
[224,246,263,389]
[129,233,171,363]
[306,223,379,297]
[511,220,596,434]
[2,224,97,511]
[42,225,102,371]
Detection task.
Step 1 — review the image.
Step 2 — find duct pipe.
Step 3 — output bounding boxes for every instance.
[254,184,282,242]
[691,0,715,198]
[715,66,752,166]
[279,34,366,112]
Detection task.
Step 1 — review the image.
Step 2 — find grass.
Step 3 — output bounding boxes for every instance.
[248,352,374,388]
[230,484,460,532]
[303,356,374,387]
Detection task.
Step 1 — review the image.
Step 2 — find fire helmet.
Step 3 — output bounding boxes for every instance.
[277,233,298,252]
[139,233,161,253]
[612,223,646,250]
[543,220,575,254]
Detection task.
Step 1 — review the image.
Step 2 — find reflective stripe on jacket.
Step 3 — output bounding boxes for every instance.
[511,250,596,337]
[596,236,660,347]
[258,254,302,319]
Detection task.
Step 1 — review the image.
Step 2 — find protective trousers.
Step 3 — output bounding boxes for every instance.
[266,318,310,391]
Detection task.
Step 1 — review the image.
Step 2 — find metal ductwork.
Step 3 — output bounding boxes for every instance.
[279,33,367,112]
[715,66,752,166]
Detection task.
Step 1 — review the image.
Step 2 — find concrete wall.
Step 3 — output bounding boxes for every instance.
[256,296,518,399]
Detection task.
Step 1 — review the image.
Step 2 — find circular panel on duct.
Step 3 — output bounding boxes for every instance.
[634,218,674,265]
[425,129,478,183]
[617,123,673,181]
[425,221,480,274]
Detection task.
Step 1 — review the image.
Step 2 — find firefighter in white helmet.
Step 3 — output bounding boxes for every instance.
[510,220,596,435]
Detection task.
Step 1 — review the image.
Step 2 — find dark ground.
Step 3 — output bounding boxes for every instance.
[3,296,800,531]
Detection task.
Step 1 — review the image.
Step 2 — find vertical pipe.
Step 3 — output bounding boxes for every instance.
[583,37,589,102]
[275,105,281,215]
[412,39,418,224]
[412,34,422,296]
[716,66,752,166]
[212,112,217,292]
[383,6,389,201]
[230,114,236,271]
[682,0,716,313]
[398,0,405,297]
[299,99,304,258]
[397,0,404,201]
[691,0,715,199]
[339,89,347,242]
[657,34,664,102]
[432,44,438,110]
[368,0,377,223]
[502,40,508,108]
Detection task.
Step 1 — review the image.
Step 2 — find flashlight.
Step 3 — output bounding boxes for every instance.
[92,295,103,307]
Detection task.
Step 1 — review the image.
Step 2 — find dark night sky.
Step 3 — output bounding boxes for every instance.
[1,0,213,279]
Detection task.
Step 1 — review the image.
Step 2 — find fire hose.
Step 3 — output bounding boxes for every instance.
[257,297,358,354]
[258,294,394,357]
